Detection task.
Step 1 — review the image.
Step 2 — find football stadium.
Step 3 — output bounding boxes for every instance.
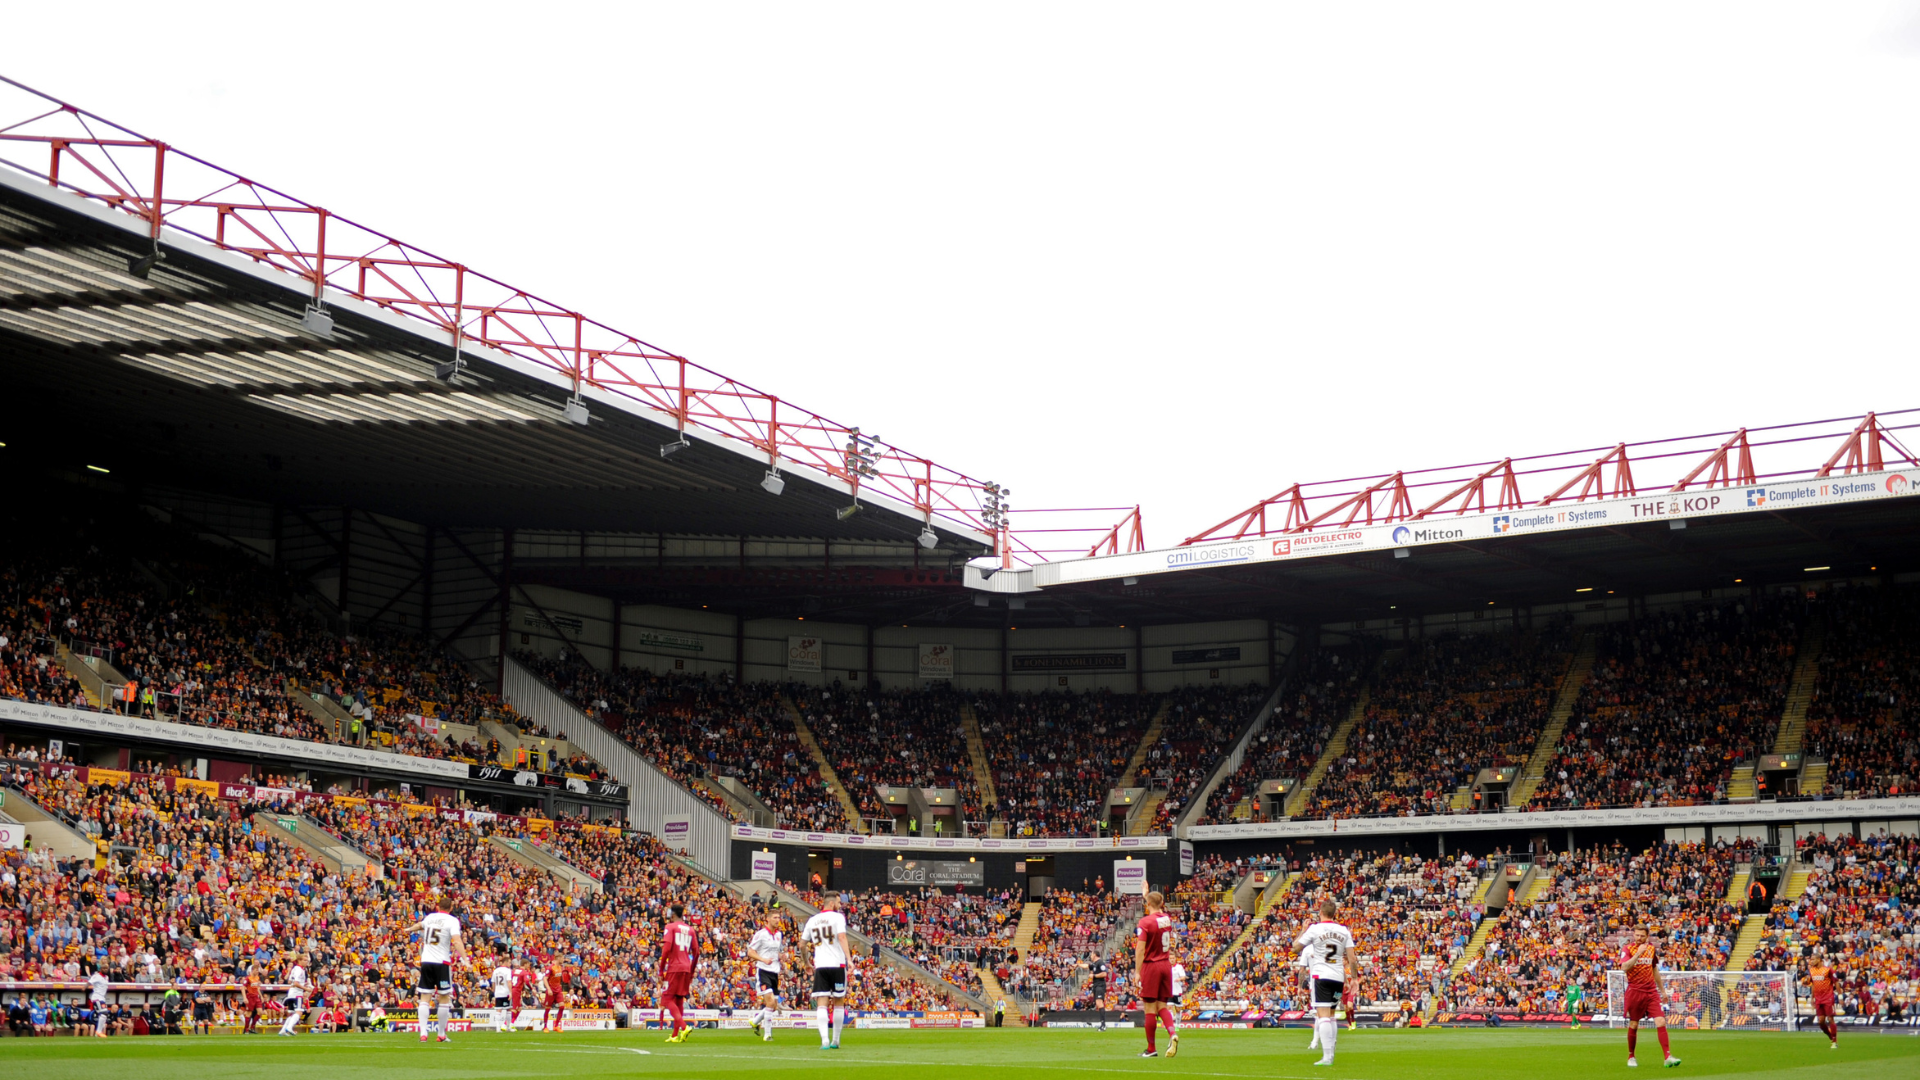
[3,29,1920,1080]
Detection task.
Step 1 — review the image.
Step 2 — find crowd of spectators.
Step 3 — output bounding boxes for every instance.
[1805,586,1918,799]
[1139,683,1269,831]
[1750,832,1919,1020]
[804,687,981,826]
[1302,628,1574,820]
[1003,889,1137,1007]
[1448,841,1748,1013]
[0,759,984,1022]
[1529,599,1800,810]
[1194,849,1483,1010]
[0,519,605,780]
[978,691,1159,836]
[515,653,842,829]
[1199,645,1373,824]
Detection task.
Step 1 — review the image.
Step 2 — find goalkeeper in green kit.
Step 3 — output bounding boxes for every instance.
[1566,981,1584,1028]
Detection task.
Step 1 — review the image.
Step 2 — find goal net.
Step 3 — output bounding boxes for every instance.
[1605,970,1794,1032]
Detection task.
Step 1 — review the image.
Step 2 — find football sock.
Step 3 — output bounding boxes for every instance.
[1627,1027,1638,1055]
[1322,1018,1338,1059]
[417,1001,430,1034]
[817,1004,831,1044]
[1160,1007,1176,1036]
[832,1005,846,1044]
[1656,1027,1670,1056]
[1144,1009,1158,1051]
[281,1009,298,1035]
[437,1003,451,1037]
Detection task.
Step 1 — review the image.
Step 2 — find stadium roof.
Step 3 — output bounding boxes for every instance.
[0,76,1058,562]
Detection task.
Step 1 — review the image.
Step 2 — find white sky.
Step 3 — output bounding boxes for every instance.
[7,3,1919,553]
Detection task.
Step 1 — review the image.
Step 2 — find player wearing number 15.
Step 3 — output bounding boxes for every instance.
[406,908,467,1045]
[659,903,699,1044]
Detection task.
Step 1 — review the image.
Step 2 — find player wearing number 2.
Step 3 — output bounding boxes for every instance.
[1295,899,1356,1068]
[406,907,466,1043]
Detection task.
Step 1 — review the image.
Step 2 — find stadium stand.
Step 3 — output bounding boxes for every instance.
[0,758,984,1020]
[1527,599,1801,810]
[1002,889,1138,1009]
[1197,644,1373,824]
[1447,842,1750,1013]
[1192,849,1484,1010]
[1804,585,1918,800]
[978,692,1160,836]
[0,518,607,779]
[1139,683,1269,832]
[805,688,982,828]
[1749,831,1919,1020]
[513,653,839,828]
[1300,628,1575,820]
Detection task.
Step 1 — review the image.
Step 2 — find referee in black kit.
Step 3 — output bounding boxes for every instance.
[1089,957,1108,1031]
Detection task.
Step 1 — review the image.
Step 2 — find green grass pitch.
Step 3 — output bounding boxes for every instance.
[2,1026,1915,1079]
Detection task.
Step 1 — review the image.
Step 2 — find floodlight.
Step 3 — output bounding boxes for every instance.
[128,249,163,279]
[761,470,786,496]
[561,399,590,426]
[836,503,862,521]
[301,305,334,337]
[918,525,937,549]
[659,437,690,458]
[434,360,463,381]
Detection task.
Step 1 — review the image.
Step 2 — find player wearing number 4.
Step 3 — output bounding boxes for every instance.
[1296,899,1357,1067]
[659,903,699,1043]
[406,907,467,1043]
[1620,927,1681,1068]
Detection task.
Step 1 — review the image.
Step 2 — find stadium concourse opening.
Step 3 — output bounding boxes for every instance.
[0,74,1917,1055]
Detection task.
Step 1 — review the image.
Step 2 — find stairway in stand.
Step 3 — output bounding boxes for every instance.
[1282,689,1369,819]
[1508,632,1598,807]
[1011,901,1042,956]
[961,703,1000,810]
[1117,698,1171,789]
[780,694,868,833]
[1727,764,1757,801]
[1197,872,1295,989]
[1723,916,1770,983]
[1771,623,1825,756]
[975,965,1027,1027]
[1126,790,1167,836]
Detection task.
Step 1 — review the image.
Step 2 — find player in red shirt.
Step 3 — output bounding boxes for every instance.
[1133,889,1179,1059]
[509,964,535,1031]
[1620,927,1680,1068]
[659,902,699,1044]
[1806,953,1838,1049]
[242,973,263,1035]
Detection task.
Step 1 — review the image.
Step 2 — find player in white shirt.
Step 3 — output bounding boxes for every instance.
[1294,900,1358,1067]
[406,908,467,1043]
[746,911,786,1041]
[490,961,514,1032]
[801,896,851,1050]
[1169,961,1187,1014]
[277,954,312,1036]
[88,969,111,1037]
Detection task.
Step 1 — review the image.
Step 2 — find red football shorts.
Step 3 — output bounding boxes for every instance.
[663,971,694,998]
[1624,985,1664,1021]
[1813,995,1835,1018]
[1138,961,1173,1001]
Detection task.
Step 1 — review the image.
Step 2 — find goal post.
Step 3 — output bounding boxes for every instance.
[1605,970,1795,1032]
